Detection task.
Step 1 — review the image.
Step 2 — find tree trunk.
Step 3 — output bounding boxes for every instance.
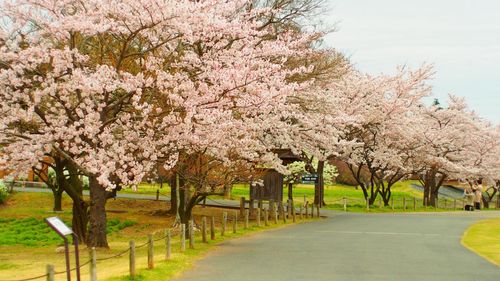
[53,190,63,212]
[88,176,109,248]
[314,161,325,207]
[223,184,232,200]
[168,176,178,215]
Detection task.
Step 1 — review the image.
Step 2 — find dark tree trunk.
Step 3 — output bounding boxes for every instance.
[88,176,109,248]
[65,164,88,243]
[223,184,231,200]
[288,182,293,201]
[168,176,178,215]
[314,161,325,207]
[53,190,63,212]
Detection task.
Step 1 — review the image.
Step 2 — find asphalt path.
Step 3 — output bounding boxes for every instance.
[174,211,500,281]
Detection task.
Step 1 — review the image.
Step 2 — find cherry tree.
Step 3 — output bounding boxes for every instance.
[332,66,433,205]
[412,96,489,206]
[0,0,317,246]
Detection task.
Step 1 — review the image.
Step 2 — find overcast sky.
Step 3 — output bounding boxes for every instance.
[322,0,500,124]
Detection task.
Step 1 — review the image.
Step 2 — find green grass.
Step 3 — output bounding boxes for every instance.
[462,218,500,266]
[0,217,136,247]
[113,180,496,213]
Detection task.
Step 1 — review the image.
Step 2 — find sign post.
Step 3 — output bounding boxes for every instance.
[45,217,81,281]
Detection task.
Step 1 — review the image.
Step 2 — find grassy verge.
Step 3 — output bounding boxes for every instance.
[0,192,311,281]
[461,218,500,266]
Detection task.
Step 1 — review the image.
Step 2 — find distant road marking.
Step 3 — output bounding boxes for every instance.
[315,230,459,237]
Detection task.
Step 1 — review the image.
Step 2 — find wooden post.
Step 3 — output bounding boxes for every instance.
[165,229,171,259]
[240,197,245,217]
[46,264,55,281]
[129,240,136,278]
[244,209,249,229]
[249,199,255,216]
[292,207,296,223]
[256,208,261,227]
[90,247,97,281]
[287,199,292,217]
[269,200,275,218]
[189,220,195,249]
[201,217,207,243]
[233,211,238,233]
[343,197,347,212]
[274,205,278,224]
[316,204,320,218]
[210,216,216,240]
[180,224,186,252]
[403,197,406,211]
[391,197,394,211]
[259,200,263,217]
[148,234,154,269]
[413,197,416,211]
[156,189,160,201]
[282,204,287,223]
[299,205,303,219]
[305,202,309,218]
[264,209,269,226]
[221,212,227,236]
[310,203,314,218]
[366,198,370,211]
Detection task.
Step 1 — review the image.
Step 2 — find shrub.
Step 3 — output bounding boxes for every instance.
[0,180,9,204]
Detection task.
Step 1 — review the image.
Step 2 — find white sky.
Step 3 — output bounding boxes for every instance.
[322,0,500,123]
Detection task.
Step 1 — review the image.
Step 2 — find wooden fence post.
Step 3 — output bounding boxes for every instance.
[233,211,238,233]
[403,197,406,211]
[391,197,394,211]
[148,234,154,269]
[189,220,195,249]
[256,208,261,227]
[210,217,216,240]
[282,204,287,223]
[310,203,314,218]
[299,206,303,219]
[292,206,296,223]
[274,205,278,224]
[180,224,186,252]
[165,229,171,259]
[264,209,269,226]
[221,212,227,236]
[240,197,245,217]
[201,217,207,243]
[287,199,292,217]
[129,240,136,278]
[90,247,97,281]
[156,189,160,201]
[249,199,255,216]
[46,264,55,281]
[305,202,309,218]
[413,197,416,211]
[244,209,249,229]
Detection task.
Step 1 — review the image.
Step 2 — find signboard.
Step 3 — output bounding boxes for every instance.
[301,174,318,184]
[45,217,73,236]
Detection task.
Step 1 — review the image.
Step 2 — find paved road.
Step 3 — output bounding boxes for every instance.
[174,211,500,281]
[12,187,240,208]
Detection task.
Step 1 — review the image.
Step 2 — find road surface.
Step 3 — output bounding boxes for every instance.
[174,211,500,281]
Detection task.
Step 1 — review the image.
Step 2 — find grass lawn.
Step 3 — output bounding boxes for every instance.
[461,218,500,266]
[0,192,309,281]
[122,180,477,213]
